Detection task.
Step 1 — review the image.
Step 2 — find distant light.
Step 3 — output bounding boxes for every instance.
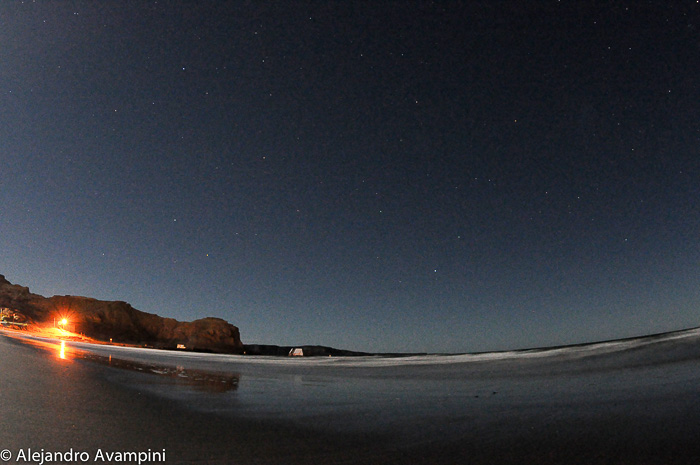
[59,318,68,326]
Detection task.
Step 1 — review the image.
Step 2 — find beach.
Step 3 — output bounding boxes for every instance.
[0,332,384,465]
[3,329,700,464]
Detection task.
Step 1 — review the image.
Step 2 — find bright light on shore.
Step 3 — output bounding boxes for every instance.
[59,318,67,326]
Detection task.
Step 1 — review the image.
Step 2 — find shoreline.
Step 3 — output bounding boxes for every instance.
[0,332,404,465]
[5,329,700,464]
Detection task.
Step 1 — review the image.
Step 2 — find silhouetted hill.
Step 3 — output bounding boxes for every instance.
[243,344,372,357]
[0,274,242,354]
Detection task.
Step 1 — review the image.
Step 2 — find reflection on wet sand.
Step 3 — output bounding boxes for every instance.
[7,334,239,393]
[93,354,239,393]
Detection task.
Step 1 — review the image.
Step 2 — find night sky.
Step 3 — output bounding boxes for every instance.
[2,1,699,353]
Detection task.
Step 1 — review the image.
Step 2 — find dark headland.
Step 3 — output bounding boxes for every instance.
[0,274,374,356]
[0,274,246,353]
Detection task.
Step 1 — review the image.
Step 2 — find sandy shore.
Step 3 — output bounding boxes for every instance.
[0,332,396,465]
[3,329,700,464]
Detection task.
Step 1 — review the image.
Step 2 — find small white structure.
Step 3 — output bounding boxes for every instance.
[289,348,304,357]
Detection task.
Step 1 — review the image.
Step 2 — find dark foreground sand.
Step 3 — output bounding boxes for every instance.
[3,330,700,464]
[0,333,392,465]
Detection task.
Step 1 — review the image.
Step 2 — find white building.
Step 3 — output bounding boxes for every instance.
[288,348,304,357]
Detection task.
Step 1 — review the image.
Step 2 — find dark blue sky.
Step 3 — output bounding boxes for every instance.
[2,1,699,353]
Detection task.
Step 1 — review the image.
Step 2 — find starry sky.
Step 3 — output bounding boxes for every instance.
[1,1,699,353]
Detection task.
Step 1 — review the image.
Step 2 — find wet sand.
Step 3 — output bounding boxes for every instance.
[0,333,390,464]
[3,330,700,464]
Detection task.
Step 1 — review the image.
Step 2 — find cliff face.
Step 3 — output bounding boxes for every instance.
[0,274,243,354]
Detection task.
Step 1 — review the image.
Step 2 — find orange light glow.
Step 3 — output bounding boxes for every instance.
[59,341,66,359]
[59,318,68,326]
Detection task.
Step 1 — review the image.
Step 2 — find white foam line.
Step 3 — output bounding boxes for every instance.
[7,326,700,369]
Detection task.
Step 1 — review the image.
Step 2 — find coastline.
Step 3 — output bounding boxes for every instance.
[4,329,700,464]
[0,332,405,464]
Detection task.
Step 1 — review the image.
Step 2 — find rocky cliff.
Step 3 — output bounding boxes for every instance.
[0,274,243,354]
